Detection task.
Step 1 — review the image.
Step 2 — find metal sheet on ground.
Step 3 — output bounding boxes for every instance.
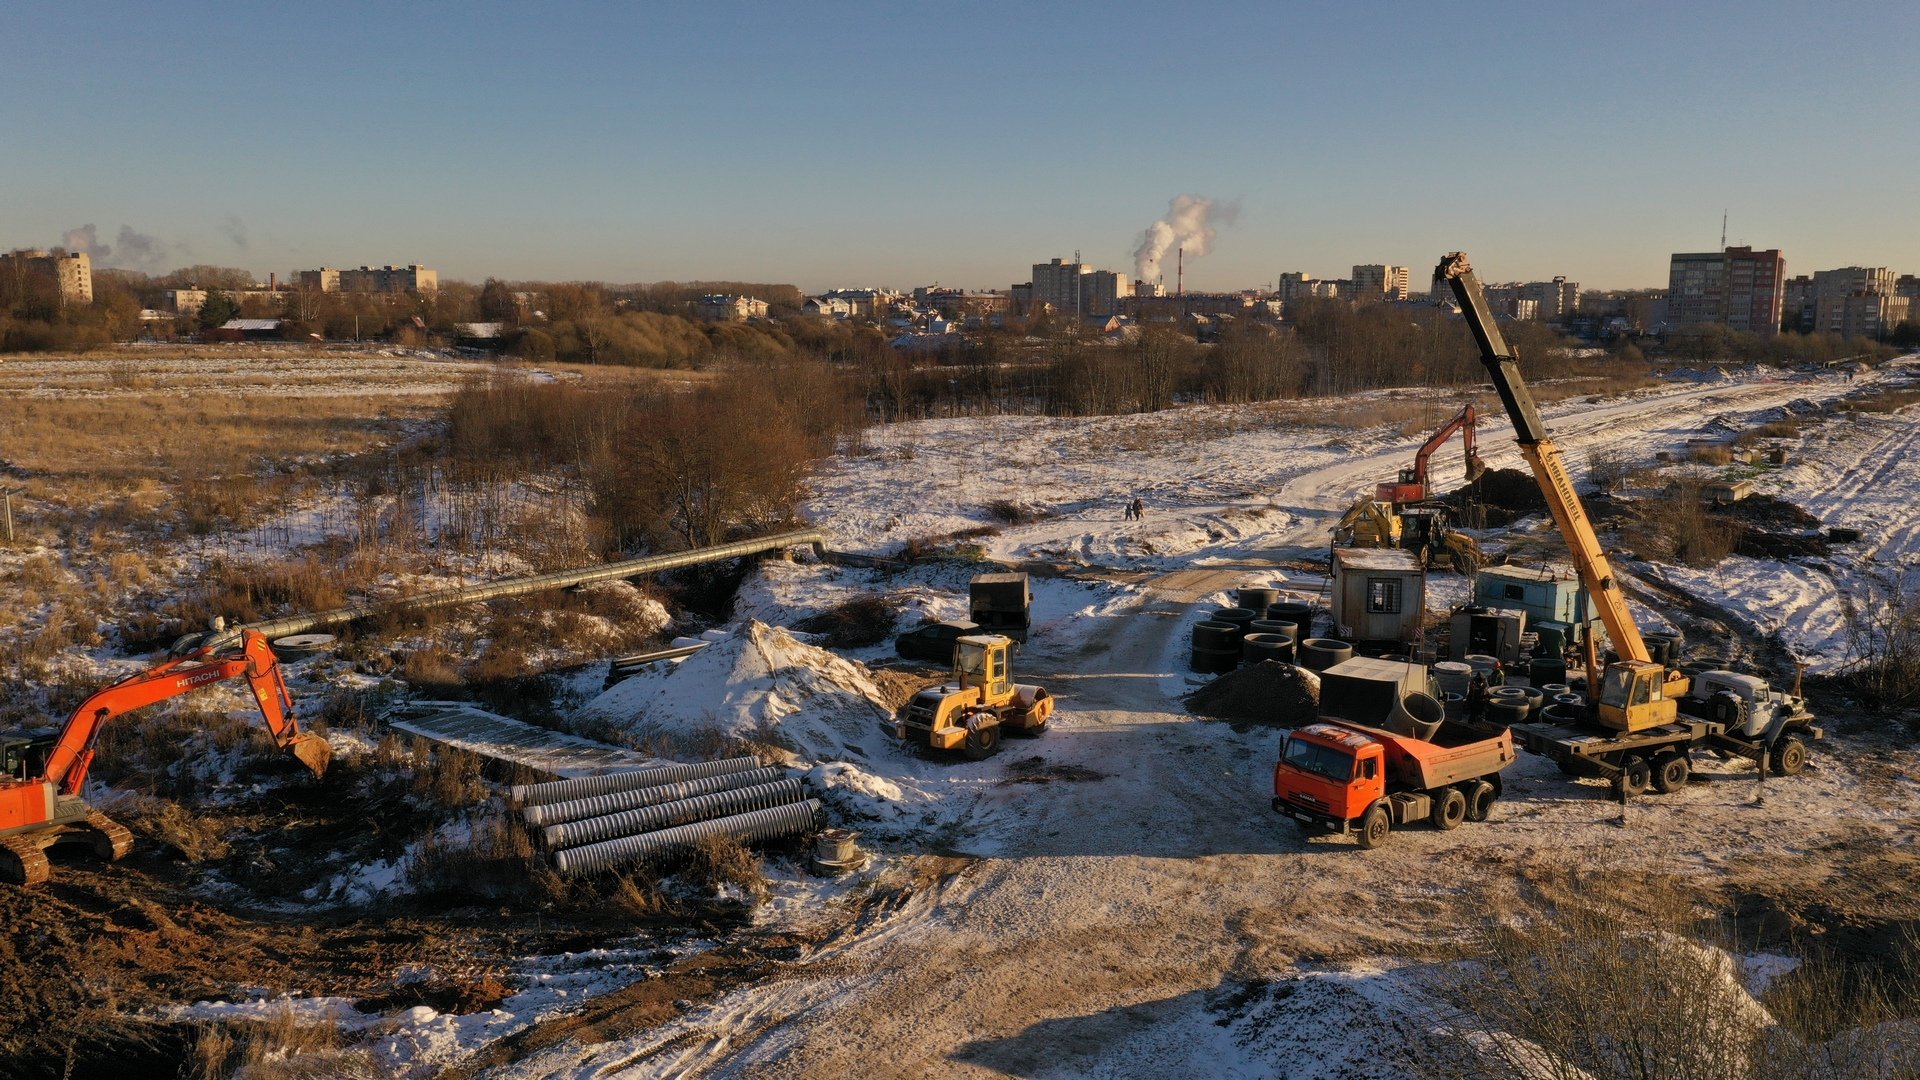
[388,703,661,779]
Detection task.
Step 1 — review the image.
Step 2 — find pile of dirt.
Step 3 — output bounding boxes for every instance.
[1452,468,1547,527]
[1708,493,1830,559]
[1184,660,1319,728]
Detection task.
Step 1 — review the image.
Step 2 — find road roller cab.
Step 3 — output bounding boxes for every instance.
[894,635,1052,761]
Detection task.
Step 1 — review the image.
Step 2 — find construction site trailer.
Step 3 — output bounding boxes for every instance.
[1329,548,1425,645]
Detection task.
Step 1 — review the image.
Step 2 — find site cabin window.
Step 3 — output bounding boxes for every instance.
[1366,577,1402,614]
[1503,584,1525,601]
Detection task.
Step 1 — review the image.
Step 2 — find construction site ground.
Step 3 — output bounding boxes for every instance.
[3,352,1918,1076]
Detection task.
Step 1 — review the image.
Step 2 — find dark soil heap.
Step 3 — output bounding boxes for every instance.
[1451,468,1548,528]
[1709,493,1830,559]
[1184,660,1320,727]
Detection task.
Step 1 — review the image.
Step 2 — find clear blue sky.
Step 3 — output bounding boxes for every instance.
[6,1,1916,292]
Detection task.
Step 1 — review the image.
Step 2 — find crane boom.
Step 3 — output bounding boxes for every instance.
[1439,252,1693,733]
[1436,252,1648,667]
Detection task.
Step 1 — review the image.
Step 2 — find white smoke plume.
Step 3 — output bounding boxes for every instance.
[56,223,171,271]
[1132,194,1238,284]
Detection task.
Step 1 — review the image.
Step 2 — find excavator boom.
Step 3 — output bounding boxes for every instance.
[41,630,330,794]
[1377,404,1486,504]
[1437,253,1649,668]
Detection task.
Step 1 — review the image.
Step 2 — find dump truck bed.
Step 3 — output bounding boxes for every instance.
[1331,719,1514,790]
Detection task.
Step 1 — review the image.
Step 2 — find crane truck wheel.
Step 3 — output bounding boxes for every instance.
[1463,779,1497,822]
[1431,787,1468,830]
[1612,756,1652,800]
[1769,735,1808,777]
[1356,804,1392,849]
[961,718,1001,761]
[1652,753,1691,794]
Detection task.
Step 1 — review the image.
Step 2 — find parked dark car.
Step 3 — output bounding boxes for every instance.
[893,621,979,664]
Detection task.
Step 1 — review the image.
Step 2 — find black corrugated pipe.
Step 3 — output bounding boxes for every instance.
[551,799,825,877]
[511,756,762,806]
[541,779,807,850]
[521,766,789,828]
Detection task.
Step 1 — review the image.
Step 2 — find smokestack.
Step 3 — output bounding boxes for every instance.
[269,272,275,291]
[1177,247,1183,298]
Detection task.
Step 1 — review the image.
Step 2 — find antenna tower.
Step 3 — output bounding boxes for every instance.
[1720,211,1727,251]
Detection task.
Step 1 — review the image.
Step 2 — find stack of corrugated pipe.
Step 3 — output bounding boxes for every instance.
[512,757,824,877]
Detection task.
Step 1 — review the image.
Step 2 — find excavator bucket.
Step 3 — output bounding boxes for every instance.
[286,733,332,779]
[1465,450,1488,485]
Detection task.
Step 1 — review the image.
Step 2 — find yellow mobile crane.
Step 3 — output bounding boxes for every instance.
[1438,253,1820,797]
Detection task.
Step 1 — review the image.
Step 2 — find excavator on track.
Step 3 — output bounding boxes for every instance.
[0,629,330,884]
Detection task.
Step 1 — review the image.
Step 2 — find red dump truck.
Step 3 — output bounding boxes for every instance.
[1272,708,1515,849]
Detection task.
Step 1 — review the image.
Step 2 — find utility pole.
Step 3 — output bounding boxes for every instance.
[2,489,15,544]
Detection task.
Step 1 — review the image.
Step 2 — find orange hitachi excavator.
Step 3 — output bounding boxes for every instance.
[0,629,330,884]
[1375,403,1487,506]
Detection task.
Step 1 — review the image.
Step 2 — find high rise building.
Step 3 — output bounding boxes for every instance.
[1351,264,1410,301]
[1811,267,1903,337]
[1667,248,1783,335]
[1666,252,1726,328]
[1028,257,1131,317]
[1722,247,1784,335]
[0,249,92,305]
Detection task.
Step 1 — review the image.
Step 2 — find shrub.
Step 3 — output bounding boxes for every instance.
[792,593,898,648]
[1838,570,1920,709]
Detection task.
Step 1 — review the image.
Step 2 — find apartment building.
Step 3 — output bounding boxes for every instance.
[696,294,769,321]
[1028,258,1131,317]
[1666,248,1783,334]
[1351,264,1410,301]
[0,248,92,305]
[297,264,439,293]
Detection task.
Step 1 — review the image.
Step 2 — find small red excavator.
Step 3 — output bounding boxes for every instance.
[0,629,330,884]
[1375,404,1487,506]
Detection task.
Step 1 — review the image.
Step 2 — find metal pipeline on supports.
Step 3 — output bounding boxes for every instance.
[552,799,825,878]
[196,529,828,651]
[541,779,807,850]
[511,756,762,806]
[522,766,788,828]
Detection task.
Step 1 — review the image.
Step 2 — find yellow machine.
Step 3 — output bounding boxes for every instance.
[1334,499,1404,549]
[1439,253,1689,732]
[895,635,1053,760]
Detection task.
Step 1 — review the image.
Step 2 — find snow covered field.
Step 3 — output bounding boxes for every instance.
[461,361,1920,1077]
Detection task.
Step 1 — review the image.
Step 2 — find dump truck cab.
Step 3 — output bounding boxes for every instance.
[1274,723,1386,824]
[894,634,1052,760]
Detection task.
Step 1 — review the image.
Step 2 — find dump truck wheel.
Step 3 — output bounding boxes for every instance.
[1464,779,1496,822]
[1356,804,1391,849]
[1652,753,1691,794]
[1432,787,1468,831]
[1770,735,1808,777]
[961,721,1001,761]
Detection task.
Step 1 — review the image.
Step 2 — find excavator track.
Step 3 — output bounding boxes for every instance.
[83,810,135,862]
[0,835,52,886]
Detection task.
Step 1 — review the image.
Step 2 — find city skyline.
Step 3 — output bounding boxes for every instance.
[7,1,1917,291]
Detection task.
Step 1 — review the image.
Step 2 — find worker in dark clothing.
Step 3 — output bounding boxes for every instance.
[1129,495,1145,521]
[1465,671,1490,723]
